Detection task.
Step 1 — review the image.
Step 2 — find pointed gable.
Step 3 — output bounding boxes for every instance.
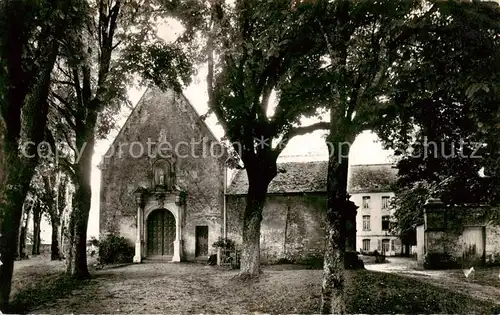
[100,86,220,168]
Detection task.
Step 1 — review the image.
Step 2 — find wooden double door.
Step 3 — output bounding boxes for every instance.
[147,209,176,256]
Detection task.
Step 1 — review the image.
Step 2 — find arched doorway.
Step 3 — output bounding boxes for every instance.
[147,209,176,256]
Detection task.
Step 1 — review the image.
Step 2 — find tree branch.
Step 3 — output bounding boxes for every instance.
[206,2,229,133]
[49,97,77,130]
[274,122,330,156]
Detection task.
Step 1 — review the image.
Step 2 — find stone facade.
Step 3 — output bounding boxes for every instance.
[416,198,500,268]
[226,161,329,264]
[99,87,226,261]
[226,193,327,264]
[99,87,400,264]
[226,161,363,264]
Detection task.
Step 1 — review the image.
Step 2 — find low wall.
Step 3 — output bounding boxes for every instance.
[419,199,500,268]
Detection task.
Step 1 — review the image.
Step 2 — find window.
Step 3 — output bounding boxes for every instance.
[362,239,370,251]
[362,196,371,209]
[382,215,390,231]
[391,239,395,251]
[382,239,390,253]
[382,196,390,209]
[362,215,371,231]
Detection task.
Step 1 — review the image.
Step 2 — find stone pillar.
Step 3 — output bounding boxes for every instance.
[424,197,445,232]
[345,200,359,252]
[133,187,146,263]
[133,204,143,263]
[172,197,183,262]
[173,212,181,262]
[422,197,446,268]
[345,200,362,269]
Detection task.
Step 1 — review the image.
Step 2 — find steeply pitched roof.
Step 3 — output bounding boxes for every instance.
[347,164,397,193]
[227,162,398,195]
[100,86,222,165]
[227,161,328,195]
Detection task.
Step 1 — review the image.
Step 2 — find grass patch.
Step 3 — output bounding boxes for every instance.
[9,273,92,313]
[12,262,500,314]
[242,269,499,314]
[348,270,499,314]
[446,267,500,288]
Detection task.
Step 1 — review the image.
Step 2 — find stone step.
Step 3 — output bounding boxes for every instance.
[143,255,173,263]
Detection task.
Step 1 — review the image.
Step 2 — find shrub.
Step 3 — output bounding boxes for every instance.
[97,234,134,265]
[276,257,294,265]
[360,250,381,257]
[212,237,236,251]
[423,253,459,269]
[345,251,365,269]
[302,254,324,269]
[486,253,500,266]
[88,237,99,247]
[212,237,240,269]
[374,250,387,263]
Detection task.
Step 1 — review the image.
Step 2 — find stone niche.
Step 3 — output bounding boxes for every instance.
[151,158,175,190]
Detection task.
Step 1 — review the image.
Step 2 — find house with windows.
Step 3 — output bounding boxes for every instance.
[348,164,402,256]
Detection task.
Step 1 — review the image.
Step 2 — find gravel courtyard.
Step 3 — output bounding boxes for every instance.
[10,259,500,314]
[27,262,322,314]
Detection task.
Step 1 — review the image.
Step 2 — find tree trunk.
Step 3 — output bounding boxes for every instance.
[320,131,353,315]
[0,0,67,308]
[65,212,76,274]
[0,146,38,311]
[32,206,42,256]
[67,132,95,279]
[19,226,27,259]
[16,207,22,260]
[60,218,66,259]
[50,219,61,260]
[19,206,31,259]
[239,167,273,277]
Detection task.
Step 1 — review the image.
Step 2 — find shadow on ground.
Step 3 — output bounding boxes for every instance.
[10,259,500,314]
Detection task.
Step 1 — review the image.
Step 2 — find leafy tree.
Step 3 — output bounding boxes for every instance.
[287,0,499,313]
[303,1,427,311]
[28,162,69,260]
[47,0,195,278]
[379,0,500,247]
[0,0,83,309]
[202,0,332,277]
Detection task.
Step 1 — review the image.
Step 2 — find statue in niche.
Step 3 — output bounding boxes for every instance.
[158,168,165,185]
[154,165,167,187]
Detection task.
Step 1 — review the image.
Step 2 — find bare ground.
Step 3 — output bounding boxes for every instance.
[10,258,500,314]
[28,262,322,314]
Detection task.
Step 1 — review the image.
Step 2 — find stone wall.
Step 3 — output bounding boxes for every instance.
[416,224,424,263]
[99,87,225,260]
[226,193,327,264]
[485,224,500,264]
[419,198,500,267]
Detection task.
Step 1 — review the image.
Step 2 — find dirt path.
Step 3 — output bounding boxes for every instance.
[365,257,500,306]
[30,262,322,314]
[13,259,499,314]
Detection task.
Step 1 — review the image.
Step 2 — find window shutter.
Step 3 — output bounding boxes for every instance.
[377,239,382,251]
